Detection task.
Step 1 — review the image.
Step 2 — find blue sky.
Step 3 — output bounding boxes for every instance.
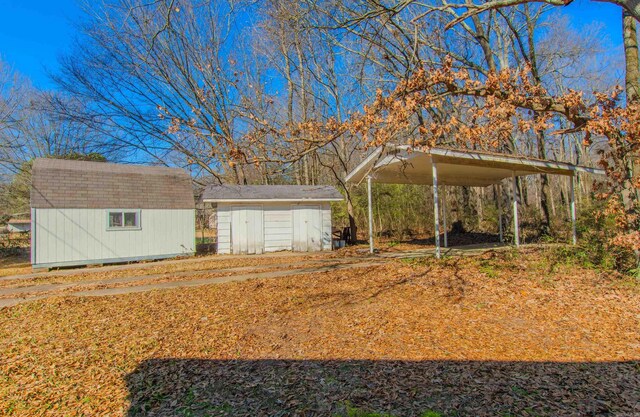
[0,0,627,90]
[0,0,82,89]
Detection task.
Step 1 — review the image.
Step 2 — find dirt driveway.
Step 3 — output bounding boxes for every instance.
[0,251,386,308]
[0,243,513,308]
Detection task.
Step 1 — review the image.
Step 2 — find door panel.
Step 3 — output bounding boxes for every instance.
[231,206,263,254]
[292,205,322,252]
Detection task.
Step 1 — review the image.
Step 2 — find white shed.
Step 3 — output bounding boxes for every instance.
[6,219,31,233]
[30,158,195,269]
[201,185,343,255]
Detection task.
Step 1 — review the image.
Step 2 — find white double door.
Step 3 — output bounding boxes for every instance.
[292,205,322,252]
[231,206,264,254]
[231,204,323,254]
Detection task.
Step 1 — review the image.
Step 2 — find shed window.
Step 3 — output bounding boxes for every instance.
[107,210,140,230]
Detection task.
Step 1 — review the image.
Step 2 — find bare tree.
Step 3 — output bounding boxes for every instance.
[55,0,259,182]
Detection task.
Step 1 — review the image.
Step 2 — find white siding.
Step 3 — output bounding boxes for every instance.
[264,204,293,252]
[216,204,232,255]
[217,202,332,254]
[6,223,31,233]
[321,202,332,250]
[32,208,195,268]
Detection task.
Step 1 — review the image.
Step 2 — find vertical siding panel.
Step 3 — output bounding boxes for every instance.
[188,209,195,252]
[46,209,54,264]
[93,209,103,261]
[216,204,231,254]
[143,209,151,257]
[152,209,159,257]
[86,209,93,261]
[30,208,36,264]
[34,209,42,264]
[32,208,196,268]
[68,209,76,261]
[67,209,75,261]
[78,209,85,261]
[73,208,79,261]
[164,210,170,255]
[322,203,332,250]
[35,210,44,264]
[41,208,48,264]
[56,208,64,263]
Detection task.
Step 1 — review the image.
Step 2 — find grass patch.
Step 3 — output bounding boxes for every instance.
[336,403,442,417]
[478,260,500,278]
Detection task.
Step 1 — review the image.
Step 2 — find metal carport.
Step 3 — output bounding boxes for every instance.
[345,145,606,258]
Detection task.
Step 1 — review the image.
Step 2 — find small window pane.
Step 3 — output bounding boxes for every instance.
[109,212,123,228]
[124,212,138,227]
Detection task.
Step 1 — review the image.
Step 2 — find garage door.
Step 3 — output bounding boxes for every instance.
[231,206,264,254]
[292,205,322,252]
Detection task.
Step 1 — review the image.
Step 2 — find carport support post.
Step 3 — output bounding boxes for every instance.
[442,186,448,248]
[512,173,520,247]
[570,174,577,245]
[432,161,441,259]
[367,175,374,254]
[497,183,504,243]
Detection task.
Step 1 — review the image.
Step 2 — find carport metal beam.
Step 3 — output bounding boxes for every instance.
[512,172,520,247]
[570,174,577,245]
[432,161,441,259]
[442,186,448,248]
[497,183,504,243]
[367,175,374,254]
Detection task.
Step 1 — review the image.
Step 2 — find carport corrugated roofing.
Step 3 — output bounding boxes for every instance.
[345,145,605,187]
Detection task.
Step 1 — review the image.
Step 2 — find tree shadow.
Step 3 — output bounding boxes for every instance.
[125,358,640,416]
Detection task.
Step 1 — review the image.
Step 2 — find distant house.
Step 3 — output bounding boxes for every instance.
[30,158,195,269]
[6,219,31,233]
[200,185,343,254]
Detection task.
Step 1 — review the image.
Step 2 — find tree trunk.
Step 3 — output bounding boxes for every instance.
[623,10,640,210]
[535,126,552,235]
[624,11,640,102]
[347,198,358,244]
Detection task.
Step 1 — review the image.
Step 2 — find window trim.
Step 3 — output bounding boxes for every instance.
[106,209,142,231]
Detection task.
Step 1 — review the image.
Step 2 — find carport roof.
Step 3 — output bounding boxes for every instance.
[345,145,606,187]
[201,185,343,203]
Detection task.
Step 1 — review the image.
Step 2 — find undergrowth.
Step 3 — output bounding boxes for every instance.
[549,202,638,276]
[337,403,442,417]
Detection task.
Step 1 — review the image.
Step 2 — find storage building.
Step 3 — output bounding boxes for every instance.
[30,158,195,268]
[6,219,31,233]
[200,185,342,254]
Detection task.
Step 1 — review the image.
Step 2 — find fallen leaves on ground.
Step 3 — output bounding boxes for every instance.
[0,248,638,416]
[0,253,335,289]
[0,254,31,278]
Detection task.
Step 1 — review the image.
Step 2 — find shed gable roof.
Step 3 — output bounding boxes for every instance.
[201,185,343,202]
[31,158,195,209]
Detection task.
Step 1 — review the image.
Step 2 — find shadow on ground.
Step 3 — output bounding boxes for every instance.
[395,232,502,248]
[126,359,640,416]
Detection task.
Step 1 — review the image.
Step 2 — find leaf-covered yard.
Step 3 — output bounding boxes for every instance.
[1,248,639,416]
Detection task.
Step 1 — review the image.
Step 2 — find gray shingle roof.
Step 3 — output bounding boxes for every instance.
[31,158,195,209]
[200,185,343,202]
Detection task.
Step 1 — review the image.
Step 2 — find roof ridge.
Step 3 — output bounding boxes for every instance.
[33,158,188,176]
